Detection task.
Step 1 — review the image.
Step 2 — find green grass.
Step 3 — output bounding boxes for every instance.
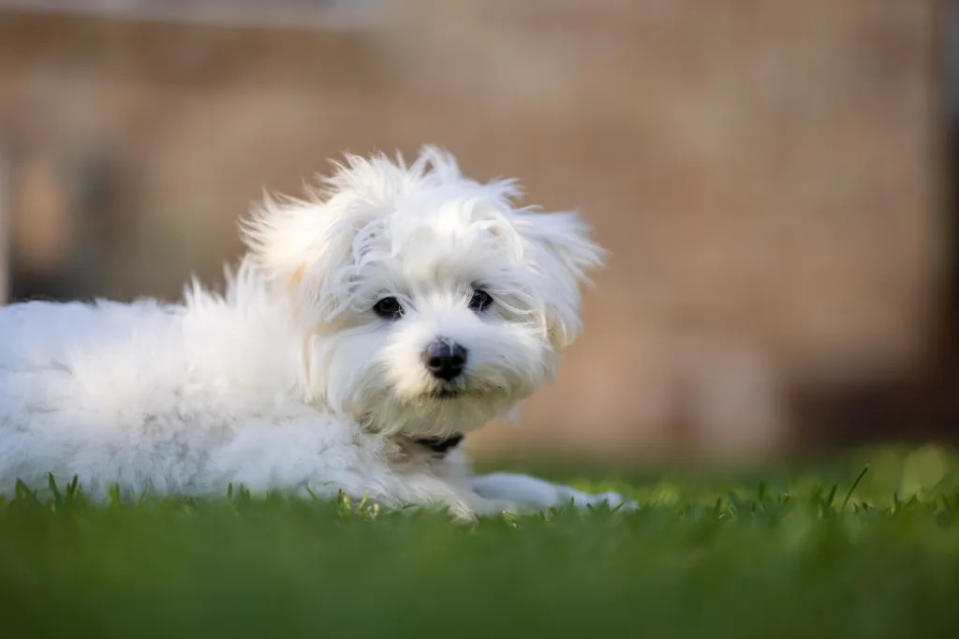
[1,446,958,639]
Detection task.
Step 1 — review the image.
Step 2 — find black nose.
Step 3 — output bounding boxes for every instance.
[422,339,468,381]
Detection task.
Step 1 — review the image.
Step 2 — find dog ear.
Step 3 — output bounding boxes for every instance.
[518,211,605,351]
[241,153,415,325]
[241,192,369,326]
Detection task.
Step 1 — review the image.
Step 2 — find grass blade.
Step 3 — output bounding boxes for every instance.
[841,465,869,511]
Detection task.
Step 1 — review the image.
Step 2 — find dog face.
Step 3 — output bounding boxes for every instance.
[245,147,602,437]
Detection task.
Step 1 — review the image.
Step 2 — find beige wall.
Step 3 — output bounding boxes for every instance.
[0,149,7,305]
[0,1,945,459]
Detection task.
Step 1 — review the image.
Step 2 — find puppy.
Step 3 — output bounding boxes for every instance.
[0,147,628,518]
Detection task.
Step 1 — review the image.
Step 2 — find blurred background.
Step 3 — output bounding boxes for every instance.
[0,0,955,463]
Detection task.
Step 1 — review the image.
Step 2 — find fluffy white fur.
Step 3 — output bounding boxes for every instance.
[0,147,628,518]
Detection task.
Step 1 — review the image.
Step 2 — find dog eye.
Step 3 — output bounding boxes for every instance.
[468,289,493,312]
[373,297,404,320]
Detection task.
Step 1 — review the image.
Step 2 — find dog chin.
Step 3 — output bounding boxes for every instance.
[360,385,513,438]
[425,381,481,400]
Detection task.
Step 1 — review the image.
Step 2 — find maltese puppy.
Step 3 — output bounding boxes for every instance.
[0,147,629,518]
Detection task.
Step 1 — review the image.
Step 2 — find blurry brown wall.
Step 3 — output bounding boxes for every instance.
[0,1,946,460]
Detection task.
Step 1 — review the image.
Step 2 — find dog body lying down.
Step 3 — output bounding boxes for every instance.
[0,148,627,517]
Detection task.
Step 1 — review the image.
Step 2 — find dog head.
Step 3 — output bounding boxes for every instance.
[244,147,602,437]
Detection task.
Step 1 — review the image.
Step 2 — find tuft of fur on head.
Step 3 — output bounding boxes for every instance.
[241,146,603,438]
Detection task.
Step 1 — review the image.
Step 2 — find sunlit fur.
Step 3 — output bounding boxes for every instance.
[0,147,626,517]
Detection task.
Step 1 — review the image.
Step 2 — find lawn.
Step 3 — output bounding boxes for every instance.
[1,445,957,639]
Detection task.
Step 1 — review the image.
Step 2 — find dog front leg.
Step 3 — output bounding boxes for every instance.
[306,471,500,521]
[471,472,635,512]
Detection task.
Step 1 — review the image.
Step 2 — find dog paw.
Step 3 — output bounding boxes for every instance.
[471,473,638,513]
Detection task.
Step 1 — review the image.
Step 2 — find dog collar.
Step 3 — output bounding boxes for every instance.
[413,433,464,454]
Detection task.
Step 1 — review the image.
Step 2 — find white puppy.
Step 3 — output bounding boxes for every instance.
[0,147,628,518]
